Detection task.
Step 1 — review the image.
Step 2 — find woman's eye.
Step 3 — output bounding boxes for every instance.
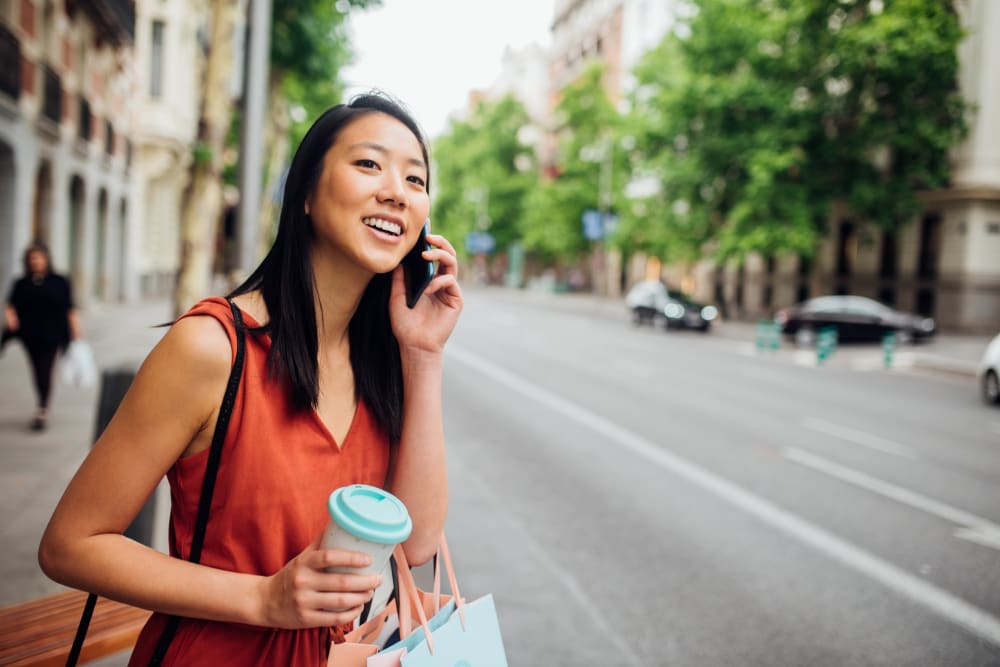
[407,175,426,188]
[355,159,378,169]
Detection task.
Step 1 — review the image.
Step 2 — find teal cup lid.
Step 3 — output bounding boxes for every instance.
[328,484,413,545]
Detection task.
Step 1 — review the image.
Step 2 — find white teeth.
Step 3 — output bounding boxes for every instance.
[363,217,402,236]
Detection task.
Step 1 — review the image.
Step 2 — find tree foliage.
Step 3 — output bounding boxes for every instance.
[521,64,620,262]
[271,0,381,147]
[431,95,537,258]
[624,0,967,262]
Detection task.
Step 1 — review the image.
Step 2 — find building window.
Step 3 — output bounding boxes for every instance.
[150,19,165,98]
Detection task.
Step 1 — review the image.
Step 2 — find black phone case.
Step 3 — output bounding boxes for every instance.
[403,224,435,308]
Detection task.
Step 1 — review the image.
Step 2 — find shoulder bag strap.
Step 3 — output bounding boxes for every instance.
[147,299,247,666]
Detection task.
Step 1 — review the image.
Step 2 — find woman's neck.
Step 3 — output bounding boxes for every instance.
[310,247,373,350]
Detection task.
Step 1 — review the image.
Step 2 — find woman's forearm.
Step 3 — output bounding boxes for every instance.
[39,532,269,625]
[68,309,82,340]
[392,349,449,564]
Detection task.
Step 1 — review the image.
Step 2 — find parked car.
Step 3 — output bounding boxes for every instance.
[980,333,1000,406]
[774,295,936,345]
[625,280,719,332]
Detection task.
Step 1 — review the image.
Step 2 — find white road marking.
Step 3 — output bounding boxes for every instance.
[785,448,1000,552]
[801,416,917,459]
[449,344,1000,648]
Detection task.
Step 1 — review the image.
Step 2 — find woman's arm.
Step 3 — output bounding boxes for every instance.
[388,234,463,565]
[3,304,18,331]
[67,308,81,340]
[38,314,379,628]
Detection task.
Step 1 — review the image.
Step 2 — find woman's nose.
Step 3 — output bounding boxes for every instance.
[376,171,407,208]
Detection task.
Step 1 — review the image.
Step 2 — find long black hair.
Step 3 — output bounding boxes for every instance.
[229,92,429,444]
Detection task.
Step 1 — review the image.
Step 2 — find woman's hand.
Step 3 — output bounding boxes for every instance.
[3,305,19,332]
[258,533,381,629]
[389,233,463,355]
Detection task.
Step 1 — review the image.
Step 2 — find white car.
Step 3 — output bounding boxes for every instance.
[981,333,1000,406]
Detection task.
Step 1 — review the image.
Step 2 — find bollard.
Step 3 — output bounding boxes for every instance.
[756,320,782,352]
[755,320,769,352]
[817,326,838,365]
[93,365,156,546]
[882,331,896,369]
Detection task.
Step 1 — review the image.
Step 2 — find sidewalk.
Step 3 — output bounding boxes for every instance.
[0,297,173,610]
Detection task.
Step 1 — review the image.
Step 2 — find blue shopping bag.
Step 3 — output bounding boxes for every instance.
[399,593,508,667]
[385,536,509,667]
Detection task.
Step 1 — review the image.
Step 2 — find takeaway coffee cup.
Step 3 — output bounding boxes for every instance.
[321,484,412,575]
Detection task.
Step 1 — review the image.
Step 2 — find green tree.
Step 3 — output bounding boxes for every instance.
[250,0,380,259]
[522,63,620,263]
[431,95,537,261]
[624,0,967,262]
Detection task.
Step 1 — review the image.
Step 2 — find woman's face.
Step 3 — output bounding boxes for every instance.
[307,112,430,276]
[27,250,49,276]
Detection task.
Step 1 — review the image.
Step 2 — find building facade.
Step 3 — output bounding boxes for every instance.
[1,0,135,307]
[129,0,203,299]
[545,0,1000,332]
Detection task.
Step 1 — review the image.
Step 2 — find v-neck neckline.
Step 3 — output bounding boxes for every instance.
[229,298,358,451]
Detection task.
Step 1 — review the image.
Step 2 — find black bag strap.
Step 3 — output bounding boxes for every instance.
[66,300,247,667]
[148,299,246,666]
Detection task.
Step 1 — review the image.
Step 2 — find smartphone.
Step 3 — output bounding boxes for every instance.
[402,221,435,308]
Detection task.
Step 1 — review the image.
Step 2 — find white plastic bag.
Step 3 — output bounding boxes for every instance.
[60,340,98,388]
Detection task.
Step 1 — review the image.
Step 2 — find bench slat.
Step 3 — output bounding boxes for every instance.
[0,591,150,666]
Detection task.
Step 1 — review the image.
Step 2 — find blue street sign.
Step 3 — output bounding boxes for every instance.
[582,209,603,240]
[582,210,618,241]
[465,231,496,255]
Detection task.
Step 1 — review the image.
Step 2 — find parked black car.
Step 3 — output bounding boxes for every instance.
[774,295,936,345]
[625,280,719,332]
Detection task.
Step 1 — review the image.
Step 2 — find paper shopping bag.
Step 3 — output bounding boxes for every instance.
[399,594,508,667]
[329,548,454,667]
[367,647,407,667]
[383,536,509,667]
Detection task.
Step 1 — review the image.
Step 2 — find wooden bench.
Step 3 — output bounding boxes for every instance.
[0,590,150,666]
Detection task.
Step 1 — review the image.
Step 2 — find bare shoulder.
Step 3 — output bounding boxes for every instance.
[156,312,234,376]
[126,312,234,430]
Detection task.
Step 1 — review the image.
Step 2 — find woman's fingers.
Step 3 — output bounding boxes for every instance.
[425,233,457,257]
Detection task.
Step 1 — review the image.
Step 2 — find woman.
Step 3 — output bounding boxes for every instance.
[4,243,81,430]
[38,93,462,665]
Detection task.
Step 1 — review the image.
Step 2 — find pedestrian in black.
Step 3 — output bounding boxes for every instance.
[3,242,81,430]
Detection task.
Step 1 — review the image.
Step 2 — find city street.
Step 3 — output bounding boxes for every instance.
[1,288,997,665]
[441,289,1000,666]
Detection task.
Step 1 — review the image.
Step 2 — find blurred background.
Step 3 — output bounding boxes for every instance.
[1,1,999,665]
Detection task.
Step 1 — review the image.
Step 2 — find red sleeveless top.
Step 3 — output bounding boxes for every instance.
[129,297,391,666]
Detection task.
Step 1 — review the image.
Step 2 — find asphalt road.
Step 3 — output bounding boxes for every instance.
[439,288,1000,666]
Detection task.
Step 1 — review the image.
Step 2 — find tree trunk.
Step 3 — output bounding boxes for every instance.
[173,0,240,317]
[255,70,291,262]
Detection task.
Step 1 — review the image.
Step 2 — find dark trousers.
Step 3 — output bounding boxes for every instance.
[25,342,59,409]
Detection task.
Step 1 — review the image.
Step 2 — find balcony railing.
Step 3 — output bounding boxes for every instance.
[42,65,61,124]
[0,24,19,99]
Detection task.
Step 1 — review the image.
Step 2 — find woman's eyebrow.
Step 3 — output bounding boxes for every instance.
[350,141,426,170]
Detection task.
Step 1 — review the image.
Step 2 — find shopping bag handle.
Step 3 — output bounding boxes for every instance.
[394,532,467,649]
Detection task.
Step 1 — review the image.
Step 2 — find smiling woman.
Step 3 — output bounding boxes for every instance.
[37,92,463,666]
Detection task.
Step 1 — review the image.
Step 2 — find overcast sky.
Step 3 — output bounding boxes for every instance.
[341,0,555,139]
